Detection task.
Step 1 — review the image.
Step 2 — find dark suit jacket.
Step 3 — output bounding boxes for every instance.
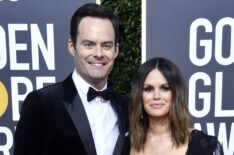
[14,74,129,155]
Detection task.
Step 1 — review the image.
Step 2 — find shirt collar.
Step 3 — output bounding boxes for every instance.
[72,69,107,95]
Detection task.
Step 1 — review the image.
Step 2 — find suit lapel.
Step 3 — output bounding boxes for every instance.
[110,96,126,155]
[63,75,97,155]
[62,76,127,155]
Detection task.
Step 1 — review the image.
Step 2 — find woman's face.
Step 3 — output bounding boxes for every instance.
[142,69,172,119]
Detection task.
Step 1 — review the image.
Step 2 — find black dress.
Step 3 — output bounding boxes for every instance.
[186,129,224,155]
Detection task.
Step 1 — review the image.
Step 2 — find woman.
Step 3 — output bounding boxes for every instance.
[129,57,223,155]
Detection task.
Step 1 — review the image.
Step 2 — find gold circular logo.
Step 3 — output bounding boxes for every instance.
[0,81,8,117]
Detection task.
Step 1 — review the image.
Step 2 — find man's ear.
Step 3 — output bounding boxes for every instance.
[114,43,119,58]
[67,38,75,56]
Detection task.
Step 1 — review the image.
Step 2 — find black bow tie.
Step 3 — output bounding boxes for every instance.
[87,87,112,102]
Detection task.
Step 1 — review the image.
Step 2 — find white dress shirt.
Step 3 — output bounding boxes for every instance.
[72,70,119,155]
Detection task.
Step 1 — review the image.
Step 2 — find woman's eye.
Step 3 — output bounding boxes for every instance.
[160,86,171,92]
[143,87,153,92]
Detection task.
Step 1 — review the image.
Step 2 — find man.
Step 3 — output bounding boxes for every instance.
[14,3,129,155]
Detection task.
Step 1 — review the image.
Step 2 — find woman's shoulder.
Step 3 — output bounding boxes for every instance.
[187,129,224,155]
[190,129,218,143]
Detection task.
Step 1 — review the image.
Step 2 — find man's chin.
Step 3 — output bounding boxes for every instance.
[89,74,107,81]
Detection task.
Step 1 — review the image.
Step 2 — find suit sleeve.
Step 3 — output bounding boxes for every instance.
[14,91,51,155]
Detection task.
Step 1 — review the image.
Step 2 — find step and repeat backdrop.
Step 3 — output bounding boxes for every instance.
[1,0,234,155]
[0,0,95,154]
[144,0,234,155]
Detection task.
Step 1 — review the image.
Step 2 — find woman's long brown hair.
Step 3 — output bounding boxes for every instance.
[129,57,192,152]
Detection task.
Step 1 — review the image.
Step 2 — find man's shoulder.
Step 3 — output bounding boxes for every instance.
[30,74,73,95]
[111,90,129,103]
[23,81,64,103]
[34,81,63,94]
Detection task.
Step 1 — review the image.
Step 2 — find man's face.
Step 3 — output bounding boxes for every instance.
[68,17,119,88]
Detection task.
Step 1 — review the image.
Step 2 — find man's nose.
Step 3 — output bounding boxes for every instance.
[95,46,104,57]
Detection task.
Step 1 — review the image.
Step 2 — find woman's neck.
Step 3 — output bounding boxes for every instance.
[147,116,171,136]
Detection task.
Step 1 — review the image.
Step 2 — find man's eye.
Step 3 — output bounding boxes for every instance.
[84,43,94,49]
[102,44,113,50]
